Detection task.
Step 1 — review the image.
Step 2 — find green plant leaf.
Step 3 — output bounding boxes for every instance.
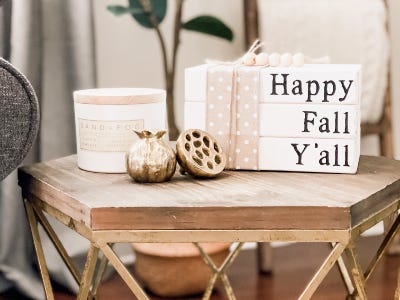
[128,0,167,29]
[107,5,143,16]
[107,5,129,15]
[182,15,234,41]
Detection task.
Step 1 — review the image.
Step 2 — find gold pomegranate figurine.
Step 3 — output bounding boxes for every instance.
[126,130,176,183]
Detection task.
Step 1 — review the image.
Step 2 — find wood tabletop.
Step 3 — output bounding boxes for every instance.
[18,155,400,231]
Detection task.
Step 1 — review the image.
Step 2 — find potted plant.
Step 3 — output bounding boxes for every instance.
[107,1,234,296]
[107,0,234,139]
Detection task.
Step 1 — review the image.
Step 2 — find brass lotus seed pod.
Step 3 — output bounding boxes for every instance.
[176,129,226,178]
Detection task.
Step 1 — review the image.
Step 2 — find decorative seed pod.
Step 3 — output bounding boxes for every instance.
[126,130,176,183]
[176,129,226,178]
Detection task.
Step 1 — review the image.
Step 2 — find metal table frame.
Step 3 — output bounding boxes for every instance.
[23,193,400,300]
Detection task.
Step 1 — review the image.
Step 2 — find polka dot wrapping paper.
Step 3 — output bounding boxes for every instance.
[184,63,362,174]
[206,66,261,170]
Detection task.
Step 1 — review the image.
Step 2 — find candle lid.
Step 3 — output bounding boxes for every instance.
[74,88,166,105]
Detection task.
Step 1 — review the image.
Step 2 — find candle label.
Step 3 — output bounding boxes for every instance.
[78,119,144,152]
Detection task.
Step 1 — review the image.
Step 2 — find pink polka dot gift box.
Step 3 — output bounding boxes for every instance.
[184,52,361,174]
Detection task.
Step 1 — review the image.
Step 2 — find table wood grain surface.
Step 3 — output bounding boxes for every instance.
[18,155,400,231]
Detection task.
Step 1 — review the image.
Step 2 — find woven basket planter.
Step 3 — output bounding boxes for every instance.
[132,243,230,297]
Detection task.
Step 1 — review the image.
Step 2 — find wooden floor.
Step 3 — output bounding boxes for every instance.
[1,235,399,300]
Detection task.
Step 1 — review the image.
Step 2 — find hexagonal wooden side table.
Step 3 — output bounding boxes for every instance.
[18,155,400,299]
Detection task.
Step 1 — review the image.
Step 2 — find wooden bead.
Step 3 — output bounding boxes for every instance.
[255,53,269,66]
[293,52,305,67]
[280,53,293,67]
[268,53,280,67]
[242,53,256,66]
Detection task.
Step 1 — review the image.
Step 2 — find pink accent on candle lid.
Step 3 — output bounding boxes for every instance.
[73,88,166,105]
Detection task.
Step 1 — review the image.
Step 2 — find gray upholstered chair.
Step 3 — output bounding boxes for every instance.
[0,58,41,298]
[0,57,39,180]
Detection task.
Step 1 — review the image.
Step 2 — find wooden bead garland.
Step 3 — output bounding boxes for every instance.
[293,52,305,67]
[240,51,305,67]
[268,52,281,67]
[280,52,293,67]
[242,52,256,66]
[255,53,269,66]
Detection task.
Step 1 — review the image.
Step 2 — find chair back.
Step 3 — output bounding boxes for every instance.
[0,58,39,180]
[244,0,393,156]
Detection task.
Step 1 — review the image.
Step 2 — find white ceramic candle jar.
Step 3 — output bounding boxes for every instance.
[73,88,166,173]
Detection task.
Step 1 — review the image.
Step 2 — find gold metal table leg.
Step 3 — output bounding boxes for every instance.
[24,199,55,300]
[91,248,112,297]
[346,212,400,299]
[30,202,83,286]
[194,242,244,300]
[219,273,236,300]
[202,273,218,300]
[99,242,150,300]
[330,242,355,295]
[30,201,99,299]
[364,213,400,282]
[344,243,368,300]
[78,243,99,300]
[299,242,346,300]
[384,211,400,254]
